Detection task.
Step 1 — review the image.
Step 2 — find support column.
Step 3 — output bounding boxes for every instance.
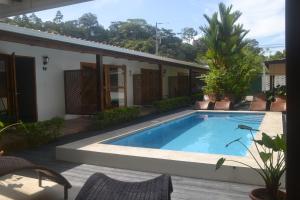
[159,64,163,99]
[96,54,104,111]
[286,0,300,199]
[189,68,192,96]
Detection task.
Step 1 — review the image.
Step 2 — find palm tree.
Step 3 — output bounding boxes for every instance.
[200,3,262,99]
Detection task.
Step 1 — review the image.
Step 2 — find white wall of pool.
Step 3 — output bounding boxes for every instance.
[56,110,284,186]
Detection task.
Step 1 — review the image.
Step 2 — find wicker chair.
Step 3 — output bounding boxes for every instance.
[0,156,72,200]
[75,173,173,200]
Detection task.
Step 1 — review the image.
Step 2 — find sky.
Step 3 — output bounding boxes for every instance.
[34,0,285,54]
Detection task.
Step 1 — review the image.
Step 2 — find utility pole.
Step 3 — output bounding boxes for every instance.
[155,22,163,55]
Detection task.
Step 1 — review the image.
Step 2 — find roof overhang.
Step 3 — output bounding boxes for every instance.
[264,59,286,75]
[0,23,208,71]
[0,0,92,18]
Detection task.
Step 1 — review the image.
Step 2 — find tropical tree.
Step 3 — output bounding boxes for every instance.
[268,50,286,61]
[200,3,263,99]
[181,27,198,43]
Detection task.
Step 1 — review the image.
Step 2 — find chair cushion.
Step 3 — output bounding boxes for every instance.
[75,173,173,200]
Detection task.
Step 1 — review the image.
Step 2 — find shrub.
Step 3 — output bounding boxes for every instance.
[96,107,140,129]
[191,92,204,102]
[22,117,64,147]
[153,96,191,113]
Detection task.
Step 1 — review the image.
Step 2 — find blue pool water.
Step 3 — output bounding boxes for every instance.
[104,112,264,156]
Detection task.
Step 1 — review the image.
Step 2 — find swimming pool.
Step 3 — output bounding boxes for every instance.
[105,112,264,156]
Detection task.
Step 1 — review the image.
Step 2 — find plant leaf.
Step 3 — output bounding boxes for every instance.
[0,121,4,128]
[259,152,272,163]
[237,124,259,132]
[274,134,286,152]
[225,137,242,147]
[237,124,253,130]
[216,158,226,170]
[262,132,275,149]
[254,139,263,146]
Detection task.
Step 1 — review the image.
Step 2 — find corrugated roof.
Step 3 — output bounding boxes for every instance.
[0,22,208,70]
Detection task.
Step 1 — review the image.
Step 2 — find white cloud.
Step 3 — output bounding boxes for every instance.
[226,0,285,40]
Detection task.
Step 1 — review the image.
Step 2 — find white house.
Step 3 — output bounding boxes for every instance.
[0,23,208,122]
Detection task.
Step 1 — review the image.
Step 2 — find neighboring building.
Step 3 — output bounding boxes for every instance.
[0,23,208,122]
[262,59,286,91]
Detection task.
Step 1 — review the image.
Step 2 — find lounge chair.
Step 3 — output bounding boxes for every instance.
[1,156,173,200]
[194,101,211,110]
[249,100,267,111]
[75,173,173,200]
[0,156,72,200]
[270,100,286,112]
[214,101,231,110]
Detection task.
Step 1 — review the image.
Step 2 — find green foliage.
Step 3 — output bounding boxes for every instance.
[181,27,198,43]
[153,97,191,113]
[200,3,263,99]
[264,85,287,102]
[0,121,23,136]
[216,125,286,200]
[22,117,64,147]
[191,92,204,102]
[96,107,140,129]
[3,13,203,62]
[267,50,286,61]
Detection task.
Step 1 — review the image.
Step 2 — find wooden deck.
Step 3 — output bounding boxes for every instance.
[7,147,256,200]
[1,109,261,200]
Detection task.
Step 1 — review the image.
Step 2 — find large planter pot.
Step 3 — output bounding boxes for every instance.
[204,94,216,102]
[249,188,286,200]
[275,95,286,102]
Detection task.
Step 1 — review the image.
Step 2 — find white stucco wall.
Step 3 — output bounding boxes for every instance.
[1,40,185,121]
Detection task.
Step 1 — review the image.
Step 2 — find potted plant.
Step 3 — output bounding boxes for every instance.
[274,85,286,102]
[216,125,286,200]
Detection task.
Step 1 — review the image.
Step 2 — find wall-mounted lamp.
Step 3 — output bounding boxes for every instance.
[42,56,49,71]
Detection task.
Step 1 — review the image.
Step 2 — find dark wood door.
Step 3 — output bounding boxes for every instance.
[0,53,19,121]
[0,54,10,118]
[65,70,97,115]
[133,74,142,105]
[15,56,37,122]
[141,69,160,105]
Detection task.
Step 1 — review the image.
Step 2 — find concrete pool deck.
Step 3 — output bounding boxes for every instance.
[56,110,284,186]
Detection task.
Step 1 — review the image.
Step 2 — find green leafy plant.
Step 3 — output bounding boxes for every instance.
[0,120,23,137]
[201,3,263,99]
[0,120,24,154]
[22,117,64,147]
[216,125,286,200]
[191,92,204,102]
[153,96,191,113]
[96,107,140,129]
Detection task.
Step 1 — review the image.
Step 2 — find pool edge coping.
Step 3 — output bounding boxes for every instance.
[56,110,284,186]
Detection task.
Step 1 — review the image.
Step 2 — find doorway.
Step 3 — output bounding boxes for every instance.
[15,56,37,122]
[0,54,37,122]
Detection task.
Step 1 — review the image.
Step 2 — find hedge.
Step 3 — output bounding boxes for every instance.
[96,107,140,128]
[153,96,191,113]
[22,117,64,147]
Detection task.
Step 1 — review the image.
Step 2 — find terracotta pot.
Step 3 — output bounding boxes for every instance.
[204,94,216,102]
[249,188,286,200]
[275,95,286,102]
